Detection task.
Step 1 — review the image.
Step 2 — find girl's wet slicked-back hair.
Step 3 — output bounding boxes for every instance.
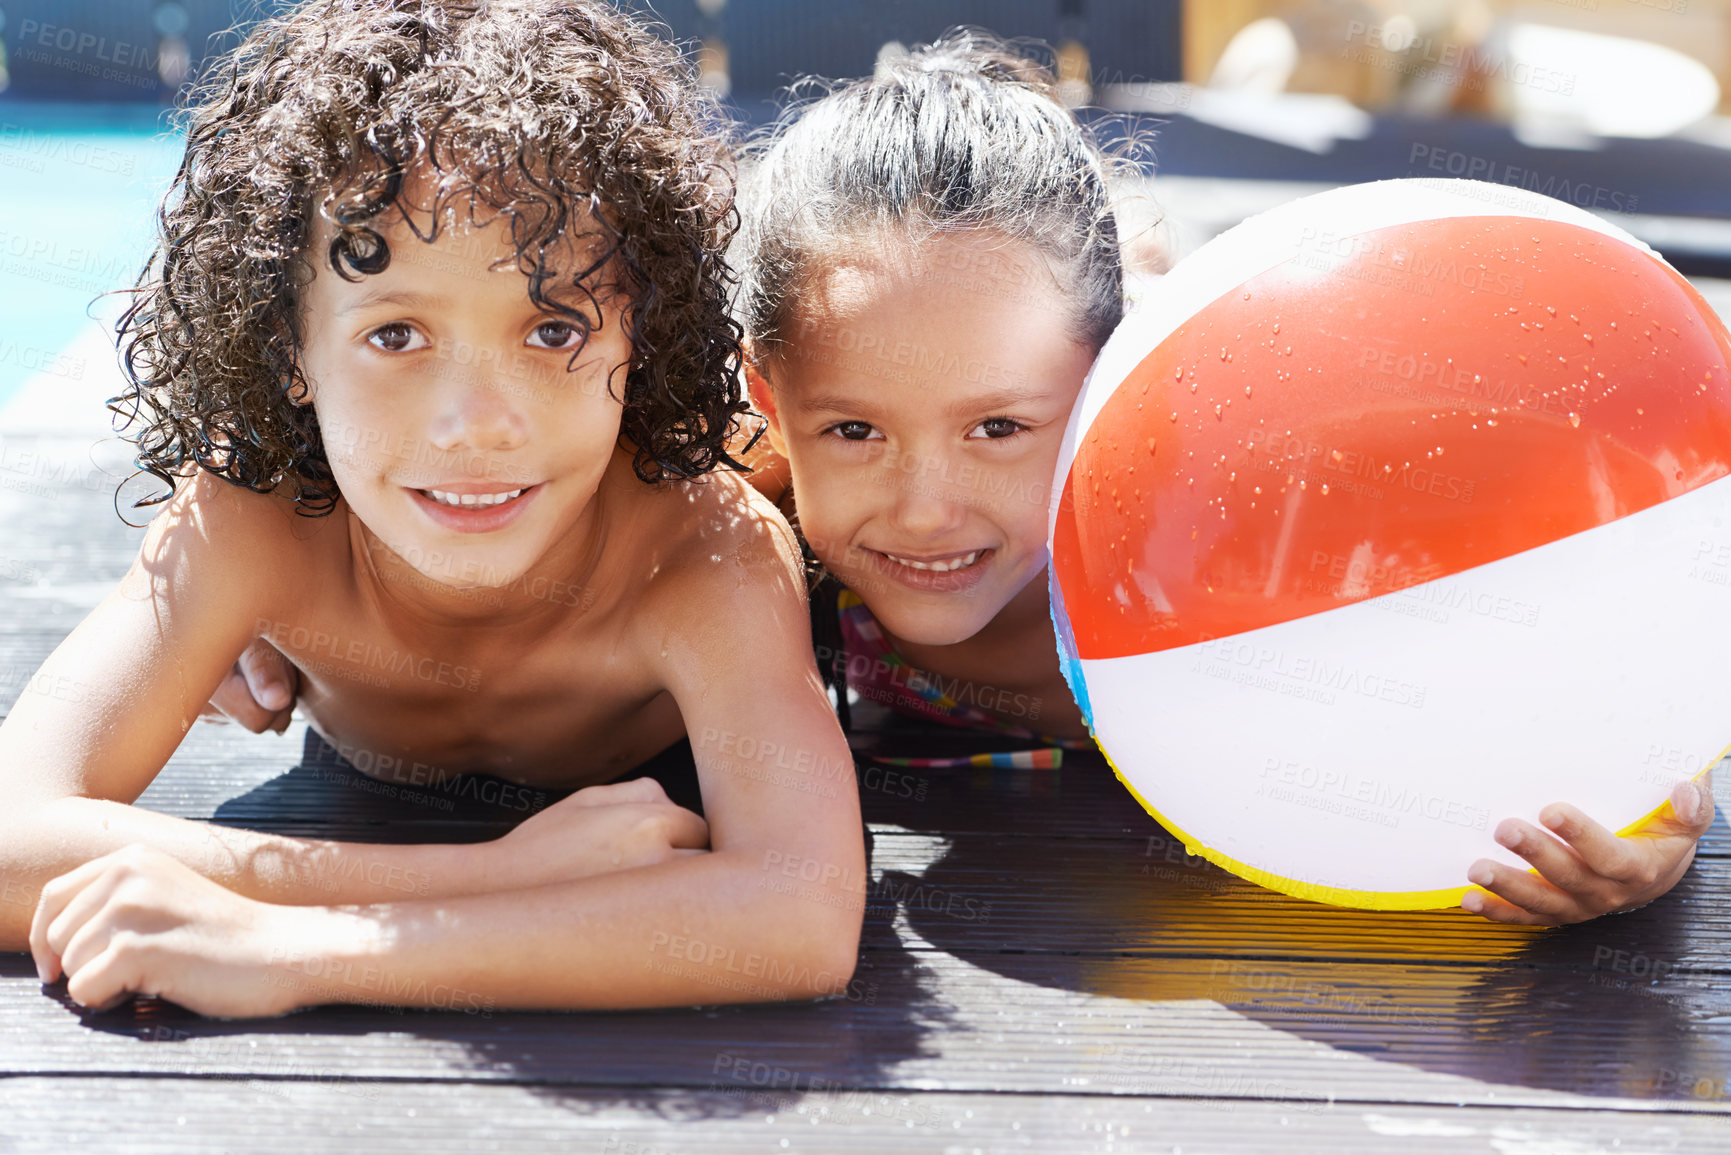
[114,0,746,516]
[736,30,1124,364]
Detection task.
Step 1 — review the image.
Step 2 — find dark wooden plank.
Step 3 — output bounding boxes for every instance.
[852,729,1731,856]
[4,938,1730,1111]
[2,1079,1729,1155]
[866,832,1731,968]
[4,1078,1728,1155]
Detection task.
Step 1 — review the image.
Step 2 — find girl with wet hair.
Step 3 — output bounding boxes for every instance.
[737,31,1123,751]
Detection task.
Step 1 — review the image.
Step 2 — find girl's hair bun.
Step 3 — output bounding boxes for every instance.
[737,28,1124,361]
[875,31,1057,96]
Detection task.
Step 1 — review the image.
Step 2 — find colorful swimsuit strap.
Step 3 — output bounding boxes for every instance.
[835,588,1092,768]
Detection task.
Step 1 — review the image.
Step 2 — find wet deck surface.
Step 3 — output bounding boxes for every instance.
[3,336,1731,1153]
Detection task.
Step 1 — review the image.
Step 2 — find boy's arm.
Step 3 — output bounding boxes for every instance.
[0,473,478,949]
[30,484,864,1014]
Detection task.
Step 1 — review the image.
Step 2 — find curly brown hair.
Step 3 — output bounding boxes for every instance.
[113,0,748,516]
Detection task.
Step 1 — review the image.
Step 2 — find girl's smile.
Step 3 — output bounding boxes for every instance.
[858,545,994,593]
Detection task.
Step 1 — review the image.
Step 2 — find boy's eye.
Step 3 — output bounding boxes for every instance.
[367,323,427,353]
[969,417,1026,440]
[527,320,586,350]
[826,421,879,442]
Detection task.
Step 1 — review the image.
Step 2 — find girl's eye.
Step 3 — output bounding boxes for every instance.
[970,417,1027,440]
[827,421,880,442]
[367,323,427,353]
[527,320,586,350]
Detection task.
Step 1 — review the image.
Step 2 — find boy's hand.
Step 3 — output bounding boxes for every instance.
[482,777,710,892]
[1463,776,1715,925]
[199,640,299,734]
[30,845,307,1018]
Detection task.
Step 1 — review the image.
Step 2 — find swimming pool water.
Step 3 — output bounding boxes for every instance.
[0,102,185,411]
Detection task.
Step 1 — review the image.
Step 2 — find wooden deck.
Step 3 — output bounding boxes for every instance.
[3,330,1731,1152]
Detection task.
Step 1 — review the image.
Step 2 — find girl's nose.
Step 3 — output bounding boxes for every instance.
[886,465,969,538]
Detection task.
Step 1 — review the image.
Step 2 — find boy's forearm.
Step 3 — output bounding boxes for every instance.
[269,850,864,1012]
[0,796,479,949]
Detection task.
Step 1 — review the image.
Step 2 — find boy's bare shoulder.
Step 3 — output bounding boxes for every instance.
[624,469,805,615]
[664,468,800,568]
[127,468,349,607]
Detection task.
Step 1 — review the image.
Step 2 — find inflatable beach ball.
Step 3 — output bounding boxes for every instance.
[1050,178,1731,910]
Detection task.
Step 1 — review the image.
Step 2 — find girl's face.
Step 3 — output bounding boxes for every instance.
[755,232,1098,646]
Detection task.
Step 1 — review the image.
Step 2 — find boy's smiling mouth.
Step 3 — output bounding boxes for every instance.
[407,482,541,533]
[420,487,525,508]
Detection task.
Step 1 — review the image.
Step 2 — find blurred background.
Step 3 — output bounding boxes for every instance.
[5,0,1731,409]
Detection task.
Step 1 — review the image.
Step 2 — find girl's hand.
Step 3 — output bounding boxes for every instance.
[198,639,299,735]
[30,845,309,1018]
[481,777,710,892]
[1464,776,1716,925]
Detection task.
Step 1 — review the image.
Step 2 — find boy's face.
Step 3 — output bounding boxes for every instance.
[296,185,634,592]
[755,232,1097,647]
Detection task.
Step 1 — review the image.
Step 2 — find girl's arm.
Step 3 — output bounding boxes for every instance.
[1464,777,1716,924]
[201,641,299,733]
[28,481,864,1014]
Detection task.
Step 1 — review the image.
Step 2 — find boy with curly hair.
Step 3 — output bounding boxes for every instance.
[0,0,863,1016]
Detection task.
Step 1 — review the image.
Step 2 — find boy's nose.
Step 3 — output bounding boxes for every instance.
[427,373,529,454]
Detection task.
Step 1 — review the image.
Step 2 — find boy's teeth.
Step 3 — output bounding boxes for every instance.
[887,550,981,572]
[422,488,524,508]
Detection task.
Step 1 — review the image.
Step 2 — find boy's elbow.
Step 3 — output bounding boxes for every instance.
[717,851,864,1001]
[782,902,862,1001]
[772,943,859,1003]
[819,941,860,996]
